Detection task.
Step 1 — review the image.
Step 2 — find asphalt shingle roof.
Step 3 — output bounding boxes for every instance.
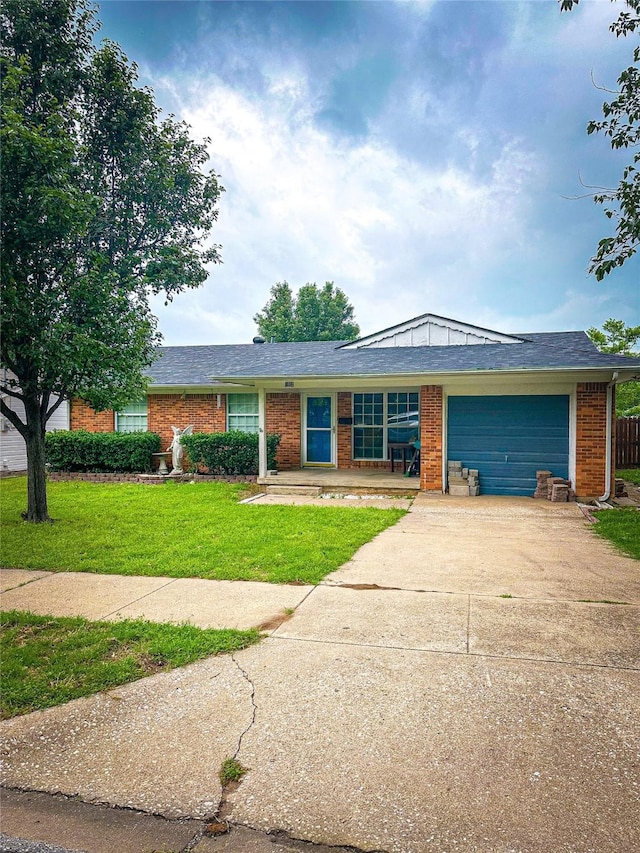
[147,332,640,386]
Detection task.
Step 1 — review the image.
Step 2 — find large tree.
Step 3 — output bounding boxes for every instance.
[587,319,640,415]
[1,0,223,522]
[561,0,640,279]
[254,281,360,342]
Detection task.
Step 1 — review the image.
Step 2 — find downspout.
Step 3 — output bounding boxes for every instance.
[598,371,619,502]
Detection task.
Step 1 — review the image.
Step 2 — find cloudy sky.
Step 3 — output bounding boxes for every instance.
[96,0,639,345]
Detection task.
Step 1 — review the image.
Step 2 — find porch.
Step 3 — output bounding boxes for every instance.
[257,467,422,496]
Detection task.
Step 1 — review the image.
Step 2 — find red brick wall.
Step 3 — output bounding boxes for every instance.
[575,382,614,498]
[70,399,114,432]
[266,393,301,470]
[147,394,226,452]
[420,385,443,491]
[337,392,352,468]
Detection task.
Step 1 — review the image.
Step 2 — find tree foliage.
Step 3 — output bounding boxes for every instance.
[0,0,223,521]
[587,318,640,415]
[561,0,640,279]
[587,317,640,354]
[254,281,360,342]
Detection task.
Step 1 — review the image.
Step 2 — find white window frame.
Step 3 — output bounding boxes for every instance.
[115,398,148,433]
[352,391,419,461]
[227,393,260,434]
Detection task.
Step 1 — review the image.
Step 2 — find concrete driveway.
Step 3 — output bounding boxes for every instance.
[2,495,639,853]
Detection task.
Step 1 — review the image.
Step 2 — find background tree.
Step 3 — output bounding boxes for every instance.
[561,0,640,279]
[1,0,223,522]
[587,318,640,415]
[254,282,360,342]
[587,318,640,354]
[253,282,296,342]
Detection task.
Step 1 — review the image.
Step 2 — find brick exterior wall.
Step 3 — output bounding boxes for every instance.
[266,393,301,470]
[69,383,616,496]
[147,394,226,452]
[575,382,614,499]
[420,385,443,491]
[337,391,352,468]
[70,399,114,432]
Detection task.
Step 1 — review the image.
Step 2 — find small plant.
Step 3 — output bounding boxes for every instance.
[220,757,247,785]
[577,599,629,605]
[499,594,513,598]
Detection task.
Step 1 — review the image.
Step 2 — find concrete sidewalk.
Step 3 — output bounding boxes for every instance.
[0,570,312,631]
[2,495,639,853]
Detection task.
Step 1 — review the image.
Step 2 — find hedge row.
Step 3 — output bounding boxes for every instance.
[45,431,161,473]
[181,431,280,475]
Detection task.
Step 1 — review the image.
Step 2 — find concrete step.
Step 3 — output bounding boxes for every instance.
[265,485,323,496]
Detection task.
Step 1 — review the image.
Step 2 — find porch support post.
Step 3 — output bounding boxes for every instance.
[258,386,267,478]
[420,385,444,491]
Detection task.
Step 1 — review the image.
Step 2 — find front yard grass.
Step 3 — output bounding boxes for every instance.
[593,508,640,560]
[0,609,260,719]
[617,468,640,486]
[0,478,405,584]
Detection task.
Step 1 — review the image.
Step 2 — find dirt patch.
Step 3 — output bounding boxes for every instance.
[256,611,294,631]
[623,479,640,503]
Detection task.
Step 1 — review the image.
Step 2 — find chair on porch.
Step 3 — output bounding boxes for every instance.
[406,440,420,477]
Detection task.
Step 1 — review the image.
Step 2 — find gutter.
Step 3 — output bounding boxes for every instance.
[204,364,640,384]
[598,371,619,502]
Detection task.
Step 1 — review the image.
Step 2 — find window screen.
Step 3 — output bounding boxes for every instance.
[227,393,259,434]
[115,399,147,433]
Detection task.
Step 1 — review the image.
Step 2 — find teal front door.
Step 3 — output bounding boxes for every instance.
[304,395,335,465]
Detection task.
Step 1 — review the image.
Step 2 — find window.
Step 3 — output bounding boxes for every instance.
[115,399,147,433]
[353,393,384,459]
[227,393,259,434]
[353,392,419,459]
[387,392,419,444]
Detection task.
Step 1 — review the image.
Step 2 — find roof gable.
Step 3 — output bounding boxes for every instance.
[341,313,524,349]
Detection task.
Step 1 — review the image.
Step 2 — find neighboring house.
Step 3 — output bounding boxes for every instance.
[70,313,640,499]
[0,372,69,473]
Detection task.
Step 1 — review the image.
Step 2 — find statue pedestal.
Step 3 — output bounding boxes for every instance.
[152,452,172,475]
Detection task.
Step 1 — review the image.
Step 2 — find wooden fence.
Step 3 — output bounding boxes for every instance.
[616,417,640,469]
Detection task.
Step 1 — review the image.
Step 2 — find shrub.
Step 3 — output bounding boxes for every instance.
[181,431,281,475]
[46,430,161,473]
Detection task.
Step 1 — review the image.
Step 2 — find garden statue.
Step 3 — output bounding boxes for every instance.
[167,425,193,474]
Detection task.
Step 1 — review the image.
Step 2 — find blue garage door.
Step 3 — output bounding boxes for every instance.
[447,395,569,496]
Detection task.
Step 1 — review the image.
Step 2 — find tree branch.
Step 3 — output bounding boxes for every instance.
[0,397,28,439]
[45,393,67,424]
[0,383,26,401]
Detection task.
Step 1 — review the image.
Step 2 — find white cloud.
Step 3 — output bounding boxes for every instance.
[150,69,542,343]
[476,289,618,337]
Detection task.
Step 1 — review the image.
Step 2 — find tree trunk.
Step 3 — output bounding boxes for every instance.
[23,394,51,523]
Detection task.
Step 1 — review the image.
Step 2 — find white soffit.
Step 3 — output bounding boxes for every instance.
[342,313,524,349]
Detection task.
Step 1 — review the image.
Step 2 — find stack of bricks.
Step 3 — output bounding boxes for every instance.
[534,470,575,502]
[447,461,479,497]
[533,470,552,499]
[547,475,574,503]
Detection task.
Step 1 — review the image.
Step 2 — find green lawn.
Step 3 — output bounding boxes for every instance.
[594,508,640,560]
[0,478,405,584]
[0,609,260,719]
[617,468,640,486]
